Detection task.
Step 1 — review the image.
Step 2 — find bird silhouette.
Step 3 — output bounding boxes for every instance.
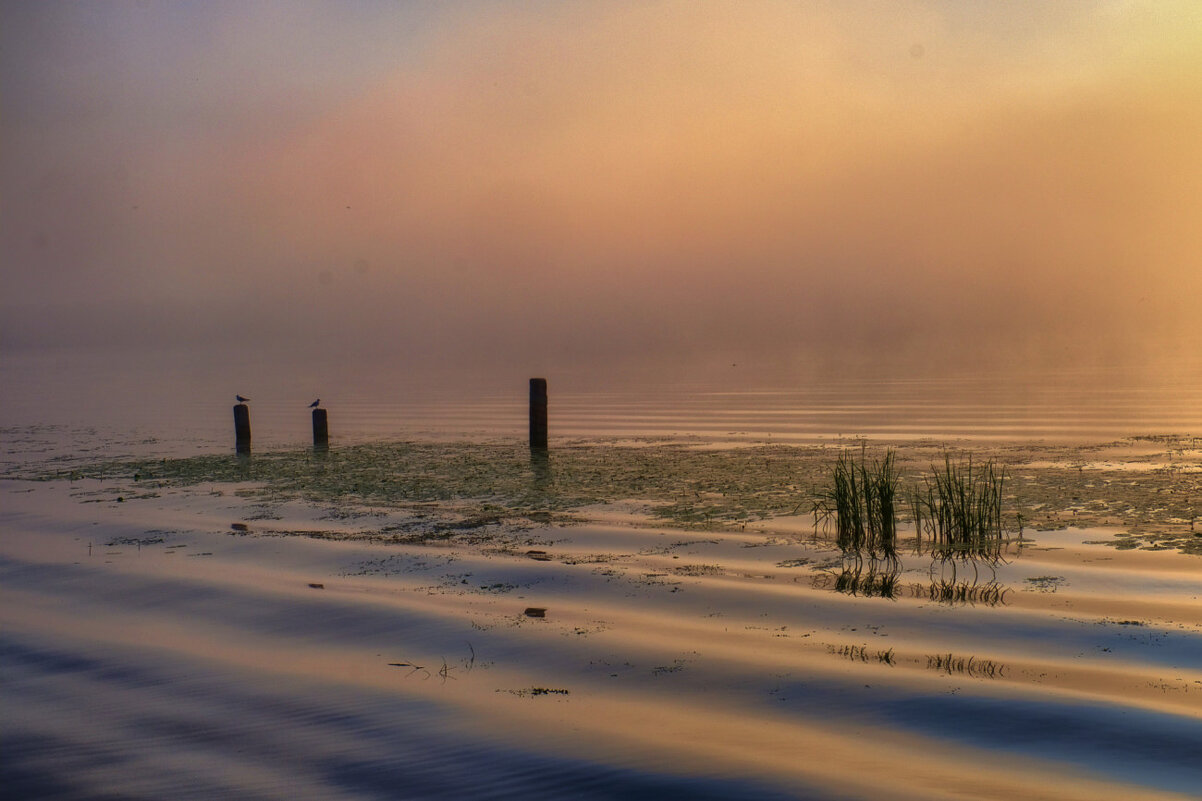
[309,399,320,408]
[236,395,250,403]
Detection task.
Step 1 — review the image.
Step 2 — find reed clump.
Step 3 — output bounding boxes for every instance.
[911,454,1006,563]
[812,447,900,563]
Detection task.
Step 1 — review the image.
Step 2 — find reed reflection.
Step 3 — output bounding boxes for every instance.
[812,559,1011,607]
[920,577,1009,607]
[813,558,901,599]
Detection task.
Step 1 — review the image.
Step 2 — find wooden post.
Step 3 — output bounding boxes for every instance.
[529,377,548,449]
[234,404,251,454]
[312,408,329,450]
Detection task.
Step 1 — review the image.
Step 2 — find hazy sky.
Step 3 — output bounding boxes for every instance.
[3,0,1201,387]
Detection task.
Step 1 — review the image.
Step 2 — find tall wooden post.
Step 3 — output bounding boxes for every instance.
[529,377,548,450]
[312,408,329,450]
[234,404,251,454]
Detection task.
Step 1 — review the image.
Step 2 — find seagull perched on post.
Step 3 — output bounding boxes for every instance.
[309,399,320,408]
[236,395,250,403]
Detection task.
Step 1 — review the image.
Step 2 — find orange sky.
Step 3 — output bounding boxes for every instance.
[3,1,1200,383]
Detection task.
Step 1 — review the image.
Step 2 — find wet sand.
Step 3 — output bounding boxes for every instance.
[3,433,1201,799]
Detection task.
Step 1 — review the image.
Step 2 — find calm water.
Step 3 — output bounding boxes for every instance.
[4,351,1202,456]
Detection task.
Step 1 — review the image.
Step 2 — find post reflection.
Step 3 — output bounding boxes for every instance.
[530,447,551,487]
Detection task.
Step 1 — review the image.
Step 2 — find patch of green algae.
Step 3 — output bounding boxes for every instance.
[31,436,1202,554]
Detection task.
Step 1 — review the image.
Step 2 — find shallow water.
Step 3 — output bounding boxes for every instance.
[4,351,1202,452]
[3,421,1202,799]
[3,358,1202,800]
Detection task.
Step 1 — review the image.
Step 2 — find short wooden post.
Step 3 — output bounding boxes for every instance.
[529,378,548,449]
[312,408,329,450]
[234,404,251,454]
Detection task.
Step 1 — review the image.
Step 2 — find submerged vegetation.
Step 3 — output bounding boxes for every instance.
[39,441,827,531]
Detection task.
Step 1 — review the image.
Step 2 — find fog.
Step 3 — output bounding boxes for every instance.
[4,1,1201,396]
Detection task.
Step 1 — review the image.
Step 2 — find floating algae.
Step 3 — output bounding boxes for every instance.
[21,436,1202,554]
[42,441,837,531]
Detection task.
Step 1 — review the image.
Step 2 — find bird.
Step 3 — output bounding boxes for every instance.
[236,395,250,403]
[309,399,320,408]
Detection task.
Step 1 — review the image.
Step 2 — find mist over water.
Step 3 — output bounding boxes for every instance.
[4,2,1202,417]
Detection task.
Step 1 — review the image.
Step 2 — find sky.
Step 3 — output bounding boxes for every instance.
[3,0,1201,393]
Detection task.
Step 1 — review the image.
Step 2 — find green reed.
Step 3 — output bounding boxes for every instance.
[813,447,900,562]
[911,454,1006,562]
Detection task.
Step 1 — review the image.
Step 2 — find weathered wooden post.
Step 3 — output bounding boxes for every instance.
[312,407,329,450]
[529,377,548,450]
[234,403,251,454]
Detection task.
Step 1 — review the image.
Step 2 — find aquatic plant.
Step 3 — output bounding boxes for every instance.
[812,446,900,563]
[911,453,1006,563]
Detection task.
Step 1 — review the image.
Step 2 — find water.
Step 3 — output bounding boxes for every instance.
[4,352,1202,800]
[4,475,1201,801]
[4,350,1202,455]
